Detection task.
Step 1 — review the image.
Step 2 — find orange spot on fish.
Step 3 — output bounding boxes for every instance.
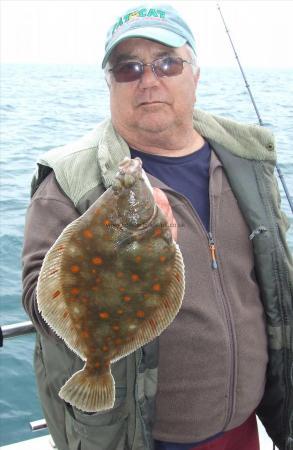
[159,255,166,262]
[136,310,145,318]
[83,229,93,239]
[52,290,60,299]
[112,324,120,331]
[95,362,100,369]
[70,288,80,295]
[135,256,142,263]
[95,277,101,284]
[81,330,89,338]
[99,312,109,319]
[102,345,109,352]
[114,338,122,346]
[92,256,103,265]
[103,219,111,226]
[123,295,132,302]
[152,283,161,292]
[116,308,124,315]
[154,228,162,237]
[131,274,140,282]
[71,265,80,273]
[119,287,126,292]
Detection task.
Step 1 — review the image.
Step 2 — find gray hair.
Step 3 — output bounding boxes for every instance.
[104,59,113,86]
[186,44,198,74]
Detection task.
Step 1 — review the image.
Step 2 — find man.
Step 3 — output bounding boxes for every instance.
[22,4,292,450]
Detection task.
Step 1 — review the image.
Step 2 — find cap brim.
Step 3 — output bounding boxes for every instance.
[102,27,186,68]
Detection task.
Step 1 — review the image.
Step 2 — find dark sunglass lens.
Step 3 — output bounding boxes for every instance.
[155,57,184,77]
[113,62,142,82]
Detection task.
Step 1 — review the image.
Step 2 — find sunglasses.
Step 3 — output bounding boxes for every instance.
[108,56,193,83]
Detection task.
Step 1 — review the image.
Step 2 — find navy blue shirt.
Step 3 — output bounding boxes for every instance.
[130,141,211,231]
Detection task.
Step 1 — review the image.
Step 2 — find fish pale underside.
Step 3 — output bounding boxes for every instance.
[37,157,185,413]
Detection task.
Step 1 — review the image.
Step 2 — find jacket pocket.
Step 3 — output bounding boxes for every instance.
[64,391,128,450]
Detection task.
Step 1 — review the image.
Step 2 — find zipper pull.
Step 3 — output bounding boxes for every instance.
[208,232,218,269]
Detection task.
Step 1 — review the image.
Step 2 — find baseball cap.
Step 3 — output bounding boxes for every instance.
[102,3,196,68]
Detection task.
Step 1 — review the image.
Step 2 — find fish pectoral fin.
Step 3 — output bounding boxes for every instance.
[59,365,115,413]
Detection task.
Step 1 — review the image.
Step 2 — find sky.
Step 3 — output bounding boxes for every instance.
[1,0,293,68]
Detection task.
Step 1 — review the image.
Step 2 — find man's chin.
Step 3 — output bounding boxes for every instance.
[135,110,173,133]
[136,119,172,134]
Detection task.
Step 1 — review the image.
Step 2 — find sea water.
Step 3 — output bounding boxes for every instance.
[0,64,292,446]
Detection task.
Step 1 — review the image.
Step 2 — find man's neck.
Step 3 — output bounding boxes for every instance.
[120,127,205,157]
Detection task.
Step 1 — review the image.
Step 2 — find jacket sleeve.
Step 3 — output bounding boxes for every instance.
[22,172,79,338]
[257,169,293,450]
[272,174,292,263]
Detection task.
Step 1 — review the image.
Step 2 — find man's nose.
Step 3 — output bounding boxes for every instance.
[138,64,160,88]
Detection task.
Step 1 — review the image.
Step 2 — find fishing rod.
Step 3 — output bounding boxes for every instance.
[217,3,293,215]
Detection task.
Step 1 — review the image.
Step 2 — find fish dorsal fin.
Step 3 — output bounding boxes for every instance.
[37,216,89,360]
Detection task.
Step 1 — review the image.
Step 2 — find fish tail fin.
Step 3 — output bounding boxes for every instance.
[59,366,115,412]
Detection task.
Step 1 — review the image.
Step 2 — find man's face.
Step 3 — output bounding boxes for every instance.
[107,38,199,137]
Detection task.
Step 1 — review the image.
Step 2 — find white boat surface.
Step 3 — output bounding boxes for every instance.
[0,419,276,450]
[1,435,54,450]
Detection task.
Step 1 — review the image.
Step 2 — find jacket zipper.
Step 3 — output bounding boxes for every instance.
[208,187,236,430]
[208,232,218,269]
[163,187,237,431]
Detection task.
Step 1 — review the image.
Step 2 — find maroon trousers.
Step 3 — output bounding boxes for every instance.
[154,414,260,450]
[190,414,260,450]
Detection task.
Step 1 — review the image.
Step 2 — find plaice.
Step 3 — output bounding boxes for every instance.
[37,157,185,412]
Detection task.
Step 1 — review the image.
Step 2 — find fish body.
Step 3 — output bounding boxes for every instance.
[37,157,185,412]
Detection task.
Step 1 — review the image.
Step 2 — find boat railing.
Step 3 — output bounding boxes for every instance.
[0,321,277,449]
[0,320,35,345]
[29,419,47,431]
[0,320,49,433]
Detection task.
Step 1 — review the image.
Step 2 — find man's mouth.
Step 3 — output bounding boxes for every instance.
[138,101,166,106]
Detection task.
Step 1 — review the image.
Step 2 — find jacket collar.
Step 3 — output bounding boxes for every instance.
[98,109,275,188]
